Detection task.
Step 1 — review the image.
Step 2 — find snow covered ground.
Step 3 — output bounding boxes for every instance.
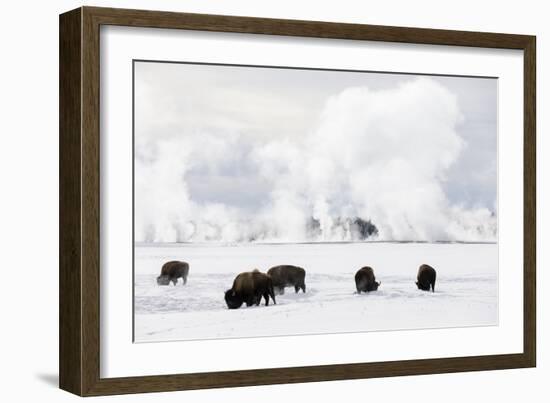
[134,242,497,342]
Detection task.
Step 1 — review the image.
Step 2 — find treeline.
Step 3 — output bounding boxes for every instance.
[306,216,378,241]
[140,216,379,243]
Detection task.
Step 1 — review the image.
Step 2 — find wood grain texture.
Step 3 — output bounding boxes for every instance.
[523,38,536,367]
[81,6,102,396]
[85,6,532,49]
[59,8,82,396]
[59,6,537,396]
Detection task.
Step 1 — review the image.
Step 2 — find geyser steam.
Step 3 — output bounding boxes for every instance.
[135,77,497,243]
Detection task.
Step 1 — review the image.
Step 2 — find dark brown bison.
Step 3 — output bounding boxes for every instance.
[355,266,380,293]
[156,261,189,286]
[267,265,306,294]
[225,270,276,309]
[416,264,436,292]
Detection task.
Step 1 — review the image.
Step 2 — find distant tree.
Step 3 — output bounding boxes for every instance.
[306,217,321,238]
[353,217,378,239]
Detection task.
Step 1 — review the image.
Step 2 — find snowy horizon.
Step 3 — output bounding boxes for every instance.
[134,240,498,246]
[134,242,498,342]
[134,61,497,243]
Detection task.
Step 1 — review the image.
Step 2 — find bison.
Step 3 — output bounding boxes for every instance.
[225,270,276,309]
[355,266,380,293]
[416,264,436,292]
[156,261,189,286]
[267,265,306,294]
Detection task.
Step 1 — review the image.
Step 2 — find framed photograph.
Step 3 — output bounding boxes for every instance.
[59,6,536,396]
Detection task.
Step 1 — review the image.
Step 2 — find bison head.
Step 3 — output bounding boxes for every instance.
[224,289,243,309]
[367,281,381,291]
[157,275,171,286]
[415,281,429,291]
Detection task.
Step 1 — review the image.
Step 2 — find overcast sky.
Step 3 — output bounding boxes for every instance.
[134,61,497,243]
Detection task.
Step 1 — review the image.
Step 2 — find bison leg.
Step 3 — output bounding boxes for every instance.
[301,283,306,293]
[171,278,177,286]
[294,285,300,293]
[183,276,187,285]
[263,292,270,306]
[269,287,276,305]
[252,293,261,306]
[357,280,366,294]
[431,280,435,292]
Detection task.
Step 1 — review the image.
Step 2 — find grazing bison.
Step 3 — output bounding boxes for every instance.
[156,261,189,286]
[355,266,380,293]
[416,264,436,292]
[267,265,306,294]
[225,270,276,309]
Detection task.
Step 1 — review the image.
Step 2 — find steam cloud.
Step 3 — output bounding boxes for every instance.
[135,77,497,243]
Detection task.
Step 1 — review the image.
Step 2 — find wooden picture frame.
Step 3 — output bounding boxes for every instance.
[59,6,536,396]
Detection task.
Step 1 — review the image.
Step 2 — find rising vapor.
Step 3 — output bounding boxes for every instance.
[135,77,497,243]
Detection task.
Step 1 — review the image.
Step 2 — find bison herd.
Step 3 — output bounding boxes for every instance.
[156,260,438,309]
